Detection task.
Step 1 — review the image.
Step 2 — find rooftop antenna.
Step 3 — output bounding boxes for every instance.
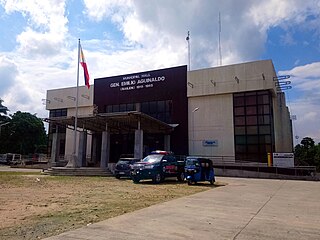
[218,12,222,66]
[186,31,191,71]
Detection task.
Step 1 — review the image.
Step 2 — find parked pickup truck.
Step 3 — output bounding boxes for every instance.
[130,150,185,184]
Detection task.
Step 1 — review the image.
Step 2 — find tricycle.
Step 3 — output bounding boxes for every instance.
[185,157,215,185]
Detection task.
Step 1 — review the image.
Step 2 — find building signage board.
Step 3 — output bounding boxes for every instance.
[94,65,187,106]
[273,152,294,168]
[93,65,189,155]
[109,74,166,92]
[202,140,218,146]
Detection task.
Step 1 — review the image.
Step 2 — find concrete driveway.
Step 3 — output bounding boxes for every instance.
[45,177,320,240]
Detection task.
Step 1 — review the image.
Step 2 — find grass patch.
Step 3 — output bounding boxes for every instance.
[0,172,218,240]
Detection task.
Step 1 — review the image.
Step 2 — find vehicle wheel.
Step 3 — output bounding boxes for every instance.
[188,180,192,185]
[132,177,140,183]
[115,175,120,179]
[153,173,162,184]
[177,172,185,182]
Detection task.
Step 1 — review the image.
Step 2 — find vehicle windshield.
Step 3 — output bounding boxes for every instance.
[141,154,163,164]
[118,159,137,164]
[186,159,200,166]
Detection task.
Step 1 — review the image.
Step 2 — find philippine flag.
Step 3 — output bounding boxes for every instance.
[80,44,90,89]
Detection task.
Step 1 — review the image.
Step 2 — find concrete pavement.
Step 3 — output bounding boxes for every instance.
[45,177,320,240]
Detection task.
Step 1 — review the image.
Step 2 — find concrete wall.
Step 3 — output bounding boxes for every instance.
[187,60,277,98]
[273,92,293,152]
[187,60,293,158]
[46,85,93,110]
[46,86,94,160]
[188,94,234,157]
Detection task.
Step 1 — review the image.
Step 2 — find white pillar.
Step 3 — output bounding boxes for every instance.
[51,130,59,166]
[134,129,143,159]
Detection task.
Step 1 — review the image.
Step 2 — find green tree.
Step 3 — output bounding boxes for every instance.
[1,111,47,155]
[294,137,320,171]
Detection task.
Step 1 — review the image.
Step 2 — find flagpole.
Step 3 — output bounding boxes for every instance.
[67,39,80,168]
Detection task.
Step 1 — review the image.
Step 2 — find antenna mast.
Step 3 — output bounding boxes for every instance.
[218,12,222,66]
[186,31,191,71]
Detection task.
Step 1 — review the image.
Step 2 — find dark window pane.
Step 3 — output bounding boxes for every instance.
[61,109,67,116]
[235,116,245,126]
[246,106,257,115]
[234,107,245,116]
[235,136,246,144]
[234,97,245,107]
[248,145,259,153]
[259,125,271,134]
[149,101,157,113]
[247,135,259,144]
[247,126,258,135]
[258,115,270,125]
[106,105,112,113]
[127,103,135,111]
[246,116,257,125]
[158,101,165,112]
[246,96,256,105]
[141,102,149,112]
[259,135,271,144]
[113,105,119,112]
[259,105,270,115]
[235,126,246,135]
[120,104,126,112]
[264,105,270,114]
[236,145,246,153]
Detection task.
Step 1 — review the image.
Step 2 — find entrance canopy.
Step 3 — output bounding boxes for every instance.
[44,111,175,134]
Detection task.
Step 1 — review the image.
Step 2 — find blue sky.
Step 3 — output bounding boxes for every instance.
[0,0,319,144]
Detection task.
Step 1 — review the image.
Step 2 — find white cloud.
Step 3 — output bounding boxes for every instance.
[1,0,68,57]
[289,101,320,144]
[0,55,18,96]
[0,0,320,143]
[280,62,320,143]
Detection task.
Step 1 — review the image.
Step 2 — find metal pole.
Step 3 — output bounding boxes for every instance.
[186,31,191,71]
[67,39,80,168]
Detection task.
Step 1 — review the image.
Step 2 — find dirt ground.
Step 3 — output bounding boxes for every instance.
[0,170,215,240]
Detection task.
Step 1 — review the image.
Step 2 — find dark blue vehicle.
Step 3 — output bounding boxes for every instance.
[114,158,140,179]
[185,157,215,185]
[131,151,185,184]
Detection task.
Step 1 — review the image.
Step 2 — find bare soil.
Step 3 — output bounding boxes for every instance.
[0,171,215,240]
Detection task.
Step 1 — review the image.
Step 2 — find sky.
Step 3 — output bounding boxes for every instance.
[0,0,319,145]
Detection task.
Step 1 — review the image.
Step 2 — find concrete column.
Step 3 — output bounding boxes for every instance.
[50,127,59,166]
[100,130,110,169]
[91,133,98,165]
[164,135,171,151]
[78,131,87,167]
[134,129,143,159]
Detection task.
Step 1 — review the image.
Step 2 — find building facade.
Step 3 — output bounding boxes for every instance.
[45,60,293,169]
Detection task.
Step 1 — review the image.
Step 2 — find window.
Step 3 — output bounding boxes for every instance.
[234,107,245,116]
[49,108,67,117]
[105,103,137,113]
[141,100,173,123]
[233,90,274,163]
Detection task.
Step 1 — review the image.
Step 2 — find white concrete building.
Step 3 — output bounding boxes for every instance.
[45,60,293,168]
